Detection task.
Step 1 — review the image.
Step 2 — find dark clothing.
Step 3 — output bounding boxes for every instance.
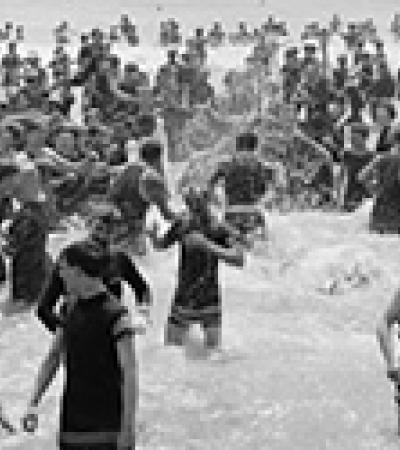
[8,201,50,303]
[211,154,273,205]
[37,242,148,448]
[60,444,117,450]
[343,152,374,212]
[110,163,168,250]
[332,67,347,92]
[376,126,392,154]
[162,220,231,330]
[346,86,364,123]
[37,241,149,333]
[2,53,21,85]
[384,291,400,326]
[370,154,400,234]
[110,164,149,237]
[371,73,396,99]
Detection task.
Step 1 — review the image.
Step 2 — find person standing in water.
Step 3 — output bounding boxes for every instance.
[23,204,152,449]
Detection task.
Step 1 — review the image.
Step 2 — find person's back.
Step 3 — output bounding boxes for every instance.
[110,162,150,236]
[212,152,272,205]
[177,220,226,303]
[110,140,171,253]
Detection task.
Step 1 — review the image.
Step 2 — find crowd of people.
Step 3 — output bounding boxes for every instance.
[0,12,400,449]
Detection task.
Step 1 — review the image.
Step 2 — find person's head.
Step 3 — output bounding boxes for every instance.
[109,54,120,68]
[121,14,130,25]
[285,47,297,60]
[8,42,17,54]
[304,44,316,58]
[140,140,163,173]
[99,58,111,72]
[81,33,89,44]
[337,55,348,67]
[236,132,258,153]
[167,50,177,65]
[239,21,247,32]
[136,114,156,140]
[195,28,204,38]
[27,51,39,68]
[373,102,396,126]
[26,123,46,152]
[0,194,14,218]
[181,53,191,65]
[213,21,221,31]
[185,187,224,229]
[124,62,139,80]
[184,188,209,229]
[376,39,384,52]
[60,242,109,287]
[87,202,123,249]
[16,25,24,39]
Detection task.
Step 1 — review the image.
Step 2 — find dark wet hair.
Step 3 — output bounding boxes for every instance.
[135,114,156,138]
[61,244,105,279]
[140,140,162,165]
[372,102,396,121]
[236,132,258,152]
[184,188,210,227]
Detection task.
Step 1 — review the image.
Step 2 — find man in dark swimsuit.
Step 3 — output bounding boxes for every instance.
[209,132,277,242]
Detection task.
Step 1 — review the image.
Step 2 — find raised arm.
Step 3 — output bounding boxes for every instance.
[149,217,186,250]
[119,253,151,308]
[36,264,65,333]
[184,230,245,268]
[23,266,66,432]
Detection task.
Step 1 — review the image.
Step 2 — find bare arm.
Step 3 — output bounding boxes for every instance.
[28,330,64,408]
[185,232,245,267]
[36,265,65,334]
[21,329,65,433]
[377,290,400,369]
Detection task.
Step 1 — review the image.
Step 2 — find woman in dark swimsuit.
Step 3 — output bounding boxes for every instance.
[24,205,151,449]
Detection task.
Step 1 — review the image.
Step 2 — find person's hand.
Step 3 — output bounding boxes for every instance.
[21,406,39,433]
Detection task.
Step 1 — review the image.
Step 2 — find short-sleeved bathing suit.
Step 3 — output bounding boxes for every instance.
[163,220,232,333]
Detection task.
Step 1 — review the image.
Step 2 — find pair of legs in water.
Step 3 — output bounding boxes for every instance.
[164,298,222,352]
[165,319,221,350]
